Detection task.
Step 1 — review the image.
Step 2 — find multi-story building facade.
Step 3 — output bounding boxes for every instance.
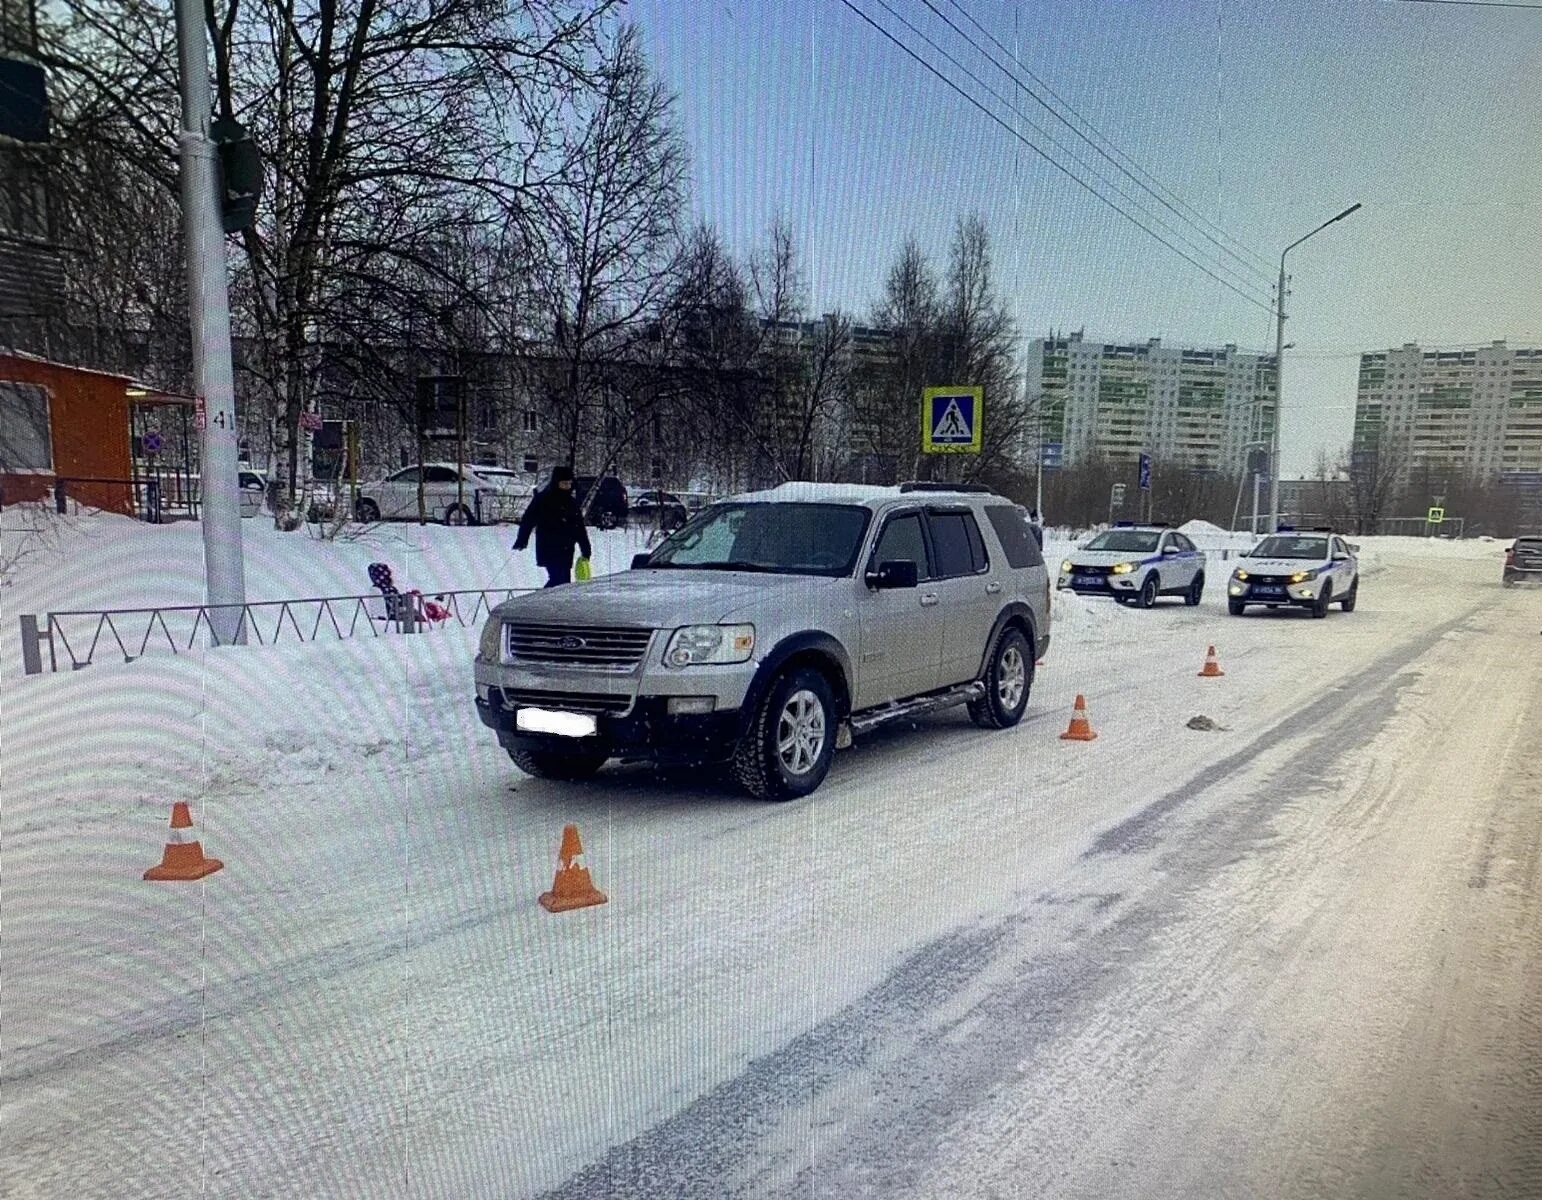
[1353,341,1542,484]
[1,0,62,348]
[1023,331,1276,474]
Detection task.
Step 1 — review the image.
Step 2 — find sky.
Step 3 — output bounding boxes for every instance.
[630,0,1542,476]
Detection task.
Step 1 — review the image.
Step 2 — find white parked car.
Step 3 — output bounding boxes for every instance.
[1058,522,1208,609]
[355,463,507,525]
[463,467,535,523]
[1228,528,1360,618]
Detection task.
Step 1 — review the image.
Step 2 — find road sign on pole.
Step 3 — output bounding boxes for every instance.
[921,386,983,455]
[1427,505,1445,525]
[143,430,163,457]
[1139,453,1153,492]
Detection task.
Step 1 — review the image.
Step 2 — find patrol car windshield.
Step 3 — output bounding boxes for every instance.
[1084,530,1161,553]
[1252,536,1330,560]
[648,502,871,577]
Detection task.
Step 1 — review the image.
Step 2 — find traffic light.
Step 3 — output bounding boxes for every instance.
[211,117,262,234]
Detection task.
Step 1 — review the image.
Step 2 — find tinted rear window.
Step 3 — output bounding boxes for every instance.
[985,505,1044,569]
[929,510,987,577]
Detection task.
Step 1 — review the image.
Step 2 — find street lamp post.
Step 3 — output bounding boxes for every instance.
[1268,202,1362,534]
[175,0,246,643]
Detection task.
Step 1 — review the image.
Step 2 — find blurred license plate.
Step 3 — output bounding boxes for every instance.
[1254,585,1285,597]
[516,708,597,737]
[1072,578,1106,590]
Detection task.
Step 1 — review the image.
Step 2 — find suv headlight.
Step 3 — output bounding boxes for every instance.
[1061,559,1074,574]
[1110,562,1136,575]
[1290,568,1320,583]
[664,624,755,668]
[1233,568,1250,581]
[478,618,503,662]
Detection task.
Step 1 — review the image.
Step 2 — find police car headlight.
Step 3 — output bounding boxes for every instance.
[1110,562,1136,575]
[1233,568,1250,581]
[1290,568,1320,584]
[664,624,755,668]
[1061,560,1074,574]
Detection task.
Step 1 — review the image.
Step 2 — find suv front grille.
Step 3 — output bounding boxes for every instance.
[1250,574,1295,585]
[506,623,653,668]
[500,688,632,715]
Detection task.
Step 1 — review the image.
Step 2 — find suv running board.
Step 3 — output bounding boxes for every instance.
[848,682,985,737]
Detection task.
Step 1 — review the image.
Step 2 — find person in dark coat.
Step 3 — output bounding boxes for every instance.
[1027,509,1046,551]
[514,465,593,587]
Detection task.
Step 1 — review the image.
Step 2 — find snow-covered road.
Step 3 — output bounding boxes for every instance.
[3,530,1539,1198]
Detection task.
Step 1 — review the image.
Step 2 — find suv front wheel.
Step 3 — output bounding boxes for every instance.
[969,626,1032,729]
[732,667,837,801]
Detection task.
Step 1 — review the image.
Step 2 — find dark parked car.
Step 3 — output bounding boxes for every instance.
[1503,536,1542,586]
[574,475,629,529]
[631,489,689,530]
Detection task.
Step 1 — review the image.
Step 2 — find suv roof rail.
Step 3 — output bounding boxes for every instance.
[898,480,993,494]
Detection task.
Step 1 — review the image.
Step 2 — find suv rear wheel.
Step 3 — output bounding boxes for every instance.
[732,667,836,801]
[508,747,608,781]
[969,627,1032,730]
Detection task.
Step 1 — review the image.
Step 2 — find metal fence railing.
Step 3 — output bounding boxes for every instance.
[18,586,532,674]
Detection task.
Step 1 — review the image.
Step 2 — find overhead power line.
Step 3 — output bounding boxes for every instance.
[835,0,1276,314]
[930,0,1275,282]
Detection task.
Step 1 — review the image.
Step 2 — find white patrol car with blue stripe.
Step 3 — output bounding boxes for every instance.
[1227,527,1360,619]
[1057,523,1208,609]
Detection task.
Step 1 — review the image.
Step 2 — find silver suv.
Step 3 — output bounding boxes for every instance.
[474,482,1052,799]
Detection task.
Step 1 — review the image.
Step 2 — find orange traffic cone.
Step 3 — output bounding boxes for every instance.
[143,802,223,881]
[538,824,607,913]
[1198,645,1225,678]
[1059,694,1098,742]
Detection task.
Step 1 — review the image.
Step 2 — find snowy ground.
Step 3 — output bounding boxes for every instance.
[2,514,1539,1198]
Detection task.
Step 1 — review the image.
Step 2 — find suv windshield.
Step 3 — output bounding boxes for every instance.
[1252,536,1330,559]
[648,503,871,576]
[1085,530,1161,553]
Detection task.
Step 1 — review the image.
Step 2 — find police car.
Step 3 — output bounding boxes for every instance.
[1058,522,1208,609]
[1227,527,1359,618]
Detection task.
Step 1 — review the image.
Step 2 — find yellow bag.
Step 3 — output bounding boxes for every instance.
[574,557,593,582]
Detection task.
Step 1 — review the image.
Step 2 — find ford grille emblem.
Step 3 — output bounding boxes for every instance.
[560,635,585,650]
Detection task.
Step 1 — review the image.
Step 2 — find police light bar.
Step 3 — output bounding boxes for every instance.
[1276,524,1296,532]
[1113,521,1136,528]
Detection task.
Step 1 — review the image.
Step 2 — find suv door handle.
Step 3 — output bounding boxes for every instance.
[919,592,940,607]
[985,581,1002,595]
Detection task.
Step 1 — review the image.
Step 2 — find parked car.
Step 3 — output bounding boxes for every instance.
[473,481,1052,800]
[462,466,535,523]
[630,489,690,530]
[574,474,629,529]
[1503,536,1542,586]
[355,463,505,525]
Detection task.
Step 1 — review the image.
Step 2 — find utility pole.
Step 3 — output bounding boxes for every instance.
[1268,202,1362,535]
[175,0,246,643]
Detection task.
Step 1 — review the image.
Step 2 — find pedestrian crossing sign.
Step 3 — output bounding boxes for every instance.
[922,386,983,454]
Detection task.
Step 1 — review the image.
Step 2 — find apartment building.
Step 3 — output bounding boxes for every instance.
[1023,331,1277,474]
[1353,341,1542,482]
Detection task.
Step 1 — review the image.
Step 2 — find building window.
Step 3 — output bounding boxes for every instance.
[522,455,538,473]
[0,381,53,471]
[522,410,539,434]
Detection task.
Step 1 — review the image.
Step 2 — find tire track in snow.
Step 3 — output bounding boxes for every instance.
[534,602,1493,1199]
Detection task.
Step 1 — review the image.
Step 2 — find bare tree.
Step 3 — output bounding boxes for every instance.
[42,0,624,522]
[1347,443,1407,535]
[537,23,687,474]
[937,214,1024,483]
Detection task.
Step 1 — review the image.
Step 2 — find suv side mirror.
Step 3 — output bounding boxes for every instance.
[1162,544,1180,555]
[631,553,652,570]
[1332,551,1350,562]
[867,560,919,590]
